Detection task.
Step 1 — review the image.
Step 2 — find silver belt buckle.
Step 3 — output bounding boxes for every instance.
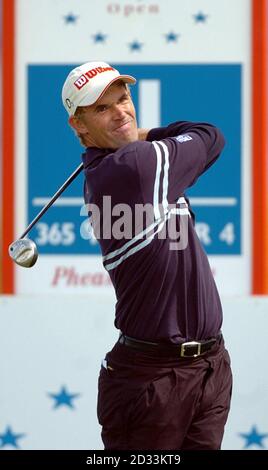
[180,341,201,357]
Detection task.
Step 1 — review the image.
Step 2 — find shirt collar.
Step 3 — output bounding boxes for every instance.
[82,146,112,168]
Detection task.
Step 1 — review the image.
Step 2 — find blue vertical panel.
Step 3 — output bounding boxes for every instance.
[28,64,241,255]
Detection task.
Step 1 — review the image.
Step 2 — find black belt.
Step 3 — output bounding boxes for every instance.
[119,334,221,358]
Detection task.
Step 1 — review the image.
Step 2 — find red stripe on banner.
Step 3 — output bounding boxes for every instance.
[2,0,15,293]
[252,0,268,293]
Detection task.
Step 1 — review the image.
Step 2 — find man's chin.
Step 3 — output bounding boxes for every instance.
[115,136,138,149]
[108,132,137,149]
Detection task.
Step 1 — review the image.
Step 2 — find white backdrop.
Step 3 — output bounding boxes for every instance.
[0,295,268,450]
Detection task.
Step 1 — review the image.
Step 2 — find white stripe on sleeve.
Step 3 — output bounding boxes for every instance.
[152,141,162,220]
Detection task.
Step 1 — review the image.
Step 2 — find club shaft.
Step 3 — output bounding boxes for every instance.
[20,163,84,239]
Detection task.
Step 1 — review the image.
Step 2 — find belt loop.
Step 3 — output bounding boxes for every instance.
[119,332,125,345]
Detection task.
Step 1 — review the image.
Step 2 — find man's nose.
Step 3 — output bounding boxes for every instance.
[112,104,125,119]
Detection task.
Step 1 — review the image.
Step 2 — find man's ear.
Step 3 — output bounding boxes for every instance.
[69,115,88,134]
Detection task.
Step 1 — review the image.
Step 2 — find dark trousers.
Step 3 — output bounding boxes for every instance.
[97,336,232,450]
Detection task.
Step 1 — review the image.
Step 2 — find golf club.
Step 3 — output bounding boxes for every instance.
[9,162,84,268]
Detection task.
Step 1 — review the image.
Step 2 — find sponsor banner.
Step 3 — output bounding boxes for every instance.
[16,255,248,296]
[14,0,251,293]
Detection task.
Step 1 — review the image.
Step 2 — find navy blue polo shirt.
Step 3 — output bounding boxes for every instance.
[82,121,225,343]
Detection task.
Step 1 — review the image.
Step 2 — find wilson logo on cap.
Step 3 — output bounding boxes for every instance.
[74,66,115,90]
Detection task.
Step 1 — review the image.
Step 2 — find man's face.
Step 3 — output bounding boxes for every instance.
[71,82,138,149]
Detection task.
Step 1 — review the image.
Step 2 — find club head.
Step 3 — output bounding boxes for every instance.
[8,238,38,268]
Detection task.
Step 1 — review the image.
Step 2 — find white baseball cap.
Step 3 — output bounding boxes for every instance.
[62,61,136,116]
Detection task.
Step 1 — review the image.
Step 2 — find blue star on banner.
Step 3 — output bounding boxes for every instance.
[129,40,143,52]
[92,32,107,43]
[165,32,180,43]
[48,385,81,409]
[193,12,208,23]
[0,426,26,449]
[64,13,78,24]
[239,425,268,449]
